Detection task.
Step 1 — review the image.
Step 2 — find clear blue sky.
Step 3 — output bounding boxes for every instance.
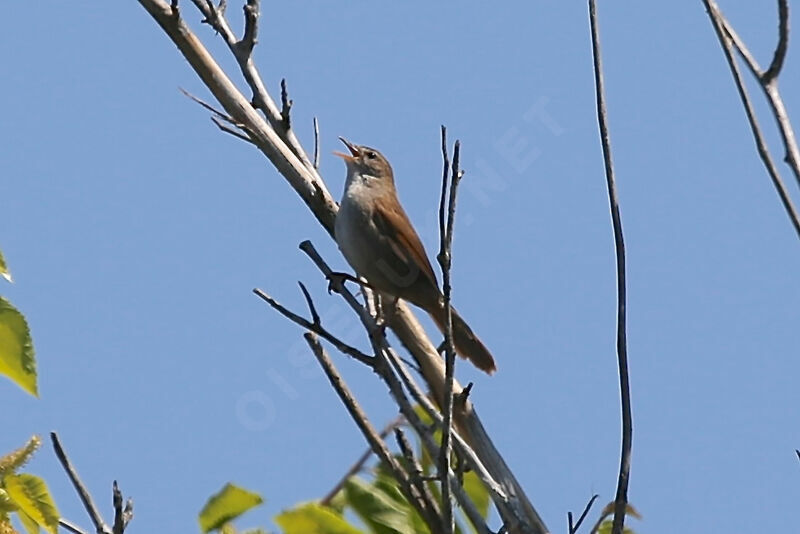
[2,2,799,533]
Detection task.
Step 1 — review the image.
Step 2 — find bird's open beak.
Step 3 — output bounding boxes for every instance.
[333,137,360,161]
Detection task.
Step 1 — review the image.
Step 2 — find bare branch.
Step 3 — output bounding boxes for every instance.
[320,416,405,506]
[210,116,254,143]
[198,0,235,41]
[297,241,495,534]
[395,426,443,523]
[185,0,321,175]
[50,432,112,534]
[252,287,373,365]
[58,519,87,534]
[763,0,789,83]
[304,333,442,532]
[180,87,236,122]
[703,0,800,238]
[112,481,133,534]
[313,117,321,170]
[239,0,259,55]
[568,494,599,534]
[280,78,292,128]
[436,126,462,534]
[588,3,633,534]
[297,281,321,326]
[383,347,508,505]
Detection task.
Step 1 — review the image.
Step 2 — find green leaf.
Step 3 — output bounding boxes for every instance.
[0,436,42,477]
[198,483,264,533]
[462,471,490,522]
[325,487,347,515]
[596,519,635,534]
[275,503,363,534]
[3,474,59,534]
[16,509,40,534]
[372,474,428,534]
[344,477,419,534]
[0,489,18,514]
[0,297,37,397]
[0,250,11,283]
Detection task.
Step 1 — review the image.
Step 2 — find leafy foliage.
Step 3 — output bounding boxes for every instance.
[196,415,492,534]
[0,438,59,534]
[198,483,264,533]
[0,249,37,397]
[275,503,363,534]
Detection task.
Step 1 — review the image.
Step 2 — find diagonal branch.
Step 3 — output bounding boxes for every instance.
[253,287,373,365]
[188,0,318,174]
[137,3,548,531]
[320,416,405,506]
[588,2,633,534]
[703,0,800,239]
[51,432,113,534]
[568,494,598,534]
[304,334,443,532]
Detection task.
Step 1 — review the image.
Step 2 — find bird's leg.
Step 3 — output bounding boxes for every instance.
[326,271,375,295]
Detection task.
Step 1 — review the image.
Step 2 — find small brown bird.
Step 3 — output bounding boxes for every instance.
[334,137,496,374]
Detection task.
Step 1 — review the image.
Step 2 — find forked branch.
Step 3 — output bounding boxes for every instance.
[703,0,800,239]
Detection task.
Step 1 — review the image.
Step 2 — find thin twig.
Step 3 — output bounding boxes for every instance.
[111,481,133,534]
[568,494,599,534]
[239,0,259,55]
[180,87,253,139]
[320,416,405,505]
[313,117,320,169]
[395,426,442,521]
[179,87,232,120]
[253,287,373,365]
[703,0,800,237]
[280,78,292,127]
[58,519,87,534]
[437,126,459,534]
[210,116,254,144]
[187,0,320,174]
[50,432,112,534]
[588,3,632,534]
[763,0,789,83]
[298,281,321,326]
[304,333,442,532]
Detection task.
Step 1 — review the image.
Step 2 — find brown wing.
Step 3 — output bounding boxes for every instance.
[372,195,439,292]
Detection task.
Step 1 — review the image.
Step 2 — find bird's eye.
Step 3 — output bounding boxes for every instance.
[367,151,377,160]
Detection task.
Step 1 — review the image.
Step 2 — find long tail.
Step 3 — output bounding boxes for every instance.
[429,304,496,374]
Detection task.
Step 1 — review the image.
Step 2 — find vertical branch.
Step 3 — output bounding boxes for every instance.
[436,126,458,534]
[588,2,633,534]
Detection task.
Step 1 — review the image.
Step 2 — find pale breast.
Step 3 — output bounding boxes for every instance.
[335,183,380,278]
